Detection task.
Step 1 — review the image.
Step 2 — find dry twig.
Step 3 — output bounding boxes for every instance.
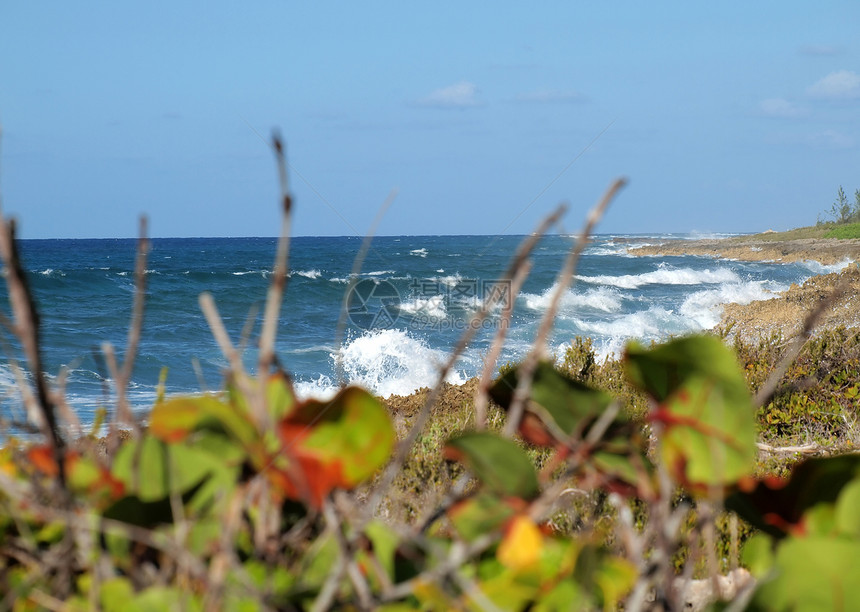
[503,178,627,438]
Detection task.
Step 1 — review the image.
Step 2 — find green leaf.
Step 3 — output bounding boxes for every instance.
[625,335,747,401]
[740,532,775,578]
[111,435,216,503]
[532,580,585,612]
[226,371,297,421]
[625,335,757,490]
[149,395,257,450]
[727,454,860,538]
[99,577,135,612]
[364,520,400,581]
[130,586,203,612]
[750,536,860,611]
[273,386,395,506]
[490,361,615,444]
[444,432,540,499]
[447,492,519,542]
[835,479,860,537]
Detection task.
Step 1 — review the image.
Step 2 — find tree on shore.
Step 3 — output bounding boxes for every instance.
[820,185,860,225]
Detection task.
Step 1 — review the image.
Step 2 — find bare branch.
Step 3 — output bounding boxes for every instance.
[504,178,627,438]
[473,260,531,429]
[258,130,293,377]
[0,213,66,484]
[361,204,567,525]
[114,215,149,430]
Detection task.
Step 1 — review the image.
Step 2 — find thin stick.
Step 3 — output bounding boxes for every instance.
[333,189,398,385]
[322,500,373,610]
[503,178,626,438]
[115,216,149,430]
[0,214,66,484]
[199,292,245,375]
[257,131,292,376]
[361,204,567,526]
[473,260,531,429]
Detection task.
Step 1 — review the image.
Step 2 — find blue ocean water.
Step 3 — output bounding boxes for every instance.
[2,234,851,427]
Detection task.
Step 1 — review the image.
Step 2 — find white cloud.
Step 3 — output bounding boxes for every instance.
[809,129,855,149]
[759,98,807,118]
[515,89,586,103]
[417,81,482,108]
[807,70,860,100]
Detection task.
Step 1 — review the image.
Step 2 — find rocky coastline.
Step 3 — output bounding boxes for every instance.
[628,234,860,341]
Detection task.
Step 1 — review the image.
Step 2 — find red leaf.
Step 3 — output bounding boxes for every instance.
[27,446,59,477]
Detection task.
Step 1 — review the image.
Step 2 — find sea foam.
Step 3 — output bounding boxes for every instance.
[397,295,448,320]
[578,266,739,289]
[521,285,623,314]
[335,329,465,398]
[679,281,783,328]
[800,259,854,275]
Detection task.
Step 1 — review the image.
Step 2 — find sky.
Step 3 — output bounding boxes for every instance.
[1,2,858,239]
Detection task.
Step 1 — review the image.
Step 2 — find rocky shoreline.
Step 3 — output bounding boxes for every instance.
[628,235,860,341]
[630,234,860,266]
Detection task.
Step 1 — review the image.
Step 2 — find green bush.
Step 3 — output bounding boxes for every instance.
[824,222,860,239]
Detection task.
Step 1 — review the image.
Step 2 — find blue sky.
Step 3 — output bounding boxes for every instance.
[1,2,858,238]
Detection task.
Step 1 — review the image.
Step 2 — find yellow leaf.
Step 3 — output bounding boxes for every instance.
[497,515,543,570]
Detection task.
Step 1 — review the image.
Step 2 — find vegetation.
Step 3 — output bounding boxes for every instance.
[824,223,860,240]
[818,185,860,227]
[2,145,860,609]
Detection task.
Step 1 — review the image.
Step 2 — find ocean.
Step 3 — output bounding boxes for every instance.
[2,234,851,429]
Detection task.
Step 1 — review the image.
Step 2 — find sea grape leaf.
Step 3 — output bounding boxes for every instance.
[291,532,340,600]
[265,371,297,420]
[625,335,757,490]
[490,361,615,445]
[740,532,775,578]
[447,492,521,542]
[592,555,638,611]
[149,394,257,450]
[65,452,126,507]
[473,564,543,612]
[274,386,394,507]
[176,517,222,558]
[363,520,400,583]
[444,432,540,500]
[749,536,860,611]
[25,446,125,507]
[835,478,860,537]
[624,335,747,401]
[727,454,860,538]
[573,543,637,610]
[226,371,297,421]
[127,586,203,612]
[111,435,218,503]
[585,447,656,499]
[497,515,544,570]
[533,581,586,612]
[490,362,650,496]
[98,577,135,612]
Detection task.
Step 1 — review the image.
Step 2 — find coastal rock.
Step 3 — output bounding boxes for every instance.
[629,234,860,341]
[719,266,860,341]
[631,236,860,265]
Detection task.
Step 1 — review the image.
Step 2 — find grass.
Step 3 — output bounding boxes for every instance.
[725,225,832,242]
[824,222,860,239]
[718,223,860,243]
